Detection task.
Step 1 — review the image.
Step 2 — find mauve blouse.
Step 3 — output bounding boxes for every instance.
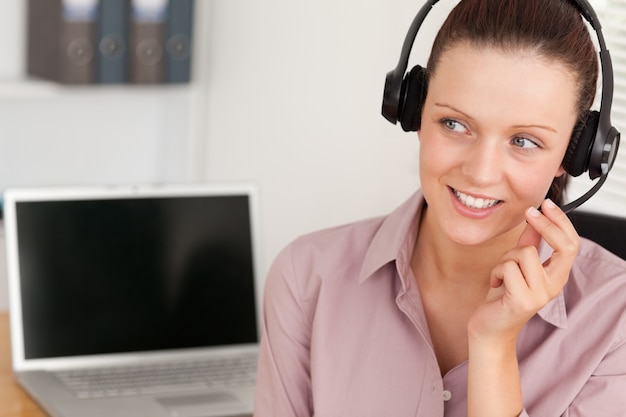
[254,191,626,416]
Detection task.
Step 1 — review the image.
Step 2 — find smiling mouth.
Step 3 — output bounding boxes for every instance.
[452,188,501,209]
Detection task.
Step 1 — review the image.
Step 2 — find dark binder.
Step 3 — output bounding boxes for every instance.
[27,0,62,81]
[97,0,130,83]
[165,0,194,83]
[129,0,167,84]
[27,0,98,84]
[60,1,98,84]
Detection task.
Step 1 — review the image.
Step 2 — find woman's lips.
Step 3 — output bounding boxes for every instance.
[451,188,501,209]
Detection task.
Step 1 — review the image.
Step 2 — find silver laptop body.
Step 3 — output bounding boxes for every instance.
[4,183,262,417]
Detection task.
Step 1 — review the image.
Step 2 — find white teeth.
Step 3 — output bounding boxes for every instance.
[453,189,499,209]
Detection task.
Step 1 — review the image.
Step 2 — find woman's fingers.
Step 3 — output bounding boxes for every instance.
[488,199,580,319]
[490,249,549,314]
[522,200,580,289]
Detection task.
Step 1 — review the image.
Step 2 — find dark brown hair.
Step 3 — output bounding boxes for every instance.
[426,0,598,206]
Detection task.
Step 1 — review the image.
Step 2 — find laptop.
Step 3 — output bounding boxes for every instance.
[4,183,262,417]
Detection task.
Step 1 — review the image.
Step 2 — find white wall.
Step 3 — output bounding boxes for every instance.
[200,0,458,278]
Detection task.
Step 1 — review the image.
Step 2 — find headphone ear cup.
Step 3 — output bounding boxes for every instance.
[382,69,402,124]
[399,65,428,132]
[563,110,599,177]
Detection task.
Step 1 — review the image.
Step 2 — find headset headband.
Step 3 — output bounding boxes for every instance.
[385,0,614,124]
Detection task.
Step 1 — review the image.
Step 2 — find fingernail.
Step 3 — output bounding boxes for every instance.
[528,206,541,217]
[544,198,557,209]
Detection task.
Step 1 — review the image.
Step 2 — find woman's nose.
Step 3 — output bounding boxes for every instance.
[461,138,505,186]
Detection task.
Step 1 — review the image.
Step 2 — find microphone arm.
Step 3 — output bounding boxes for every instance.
[560,171,609,214]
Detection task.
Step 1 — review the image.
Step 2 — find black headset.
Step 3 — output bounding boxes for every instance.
[381,0,621,213]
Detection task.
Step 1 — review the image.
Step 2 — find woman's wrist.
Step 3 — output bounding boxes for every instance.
[467,336,523,417]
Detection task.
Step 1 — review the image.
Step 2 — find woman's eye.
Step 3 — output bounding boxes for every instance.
[511,136,539,149]
[441,119,466,132]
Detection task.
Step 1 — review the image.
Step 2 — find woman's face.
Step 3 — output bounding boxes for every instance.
[418,42,579,246]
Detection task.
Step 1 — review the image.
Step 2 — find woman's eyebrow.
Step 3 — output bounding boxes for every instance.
[435,102,557,133]
[434,102,475,121]
[511,123,557,133]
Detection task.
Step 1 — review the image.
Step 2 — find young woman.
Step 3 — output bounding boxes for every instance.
[254,0,626,415]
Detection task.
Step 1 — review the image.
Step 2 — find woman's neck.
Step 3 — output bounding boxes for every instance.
[412,206,526,292]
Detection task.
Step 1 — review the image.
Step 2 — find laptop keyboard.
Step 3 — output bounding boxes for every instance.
[54,353,258,399]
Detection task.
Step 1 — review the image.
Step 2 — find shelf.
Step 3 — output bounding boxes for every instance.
[0,78,194,100]
[0,79,60,98]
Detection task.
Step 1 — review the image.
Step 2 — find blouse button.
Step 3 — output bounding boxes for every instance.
[443,390,452,401]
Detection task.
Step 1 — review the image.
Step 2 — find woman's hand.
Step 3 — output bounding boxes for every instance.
[468,198,581,345]
[467,199,580,417]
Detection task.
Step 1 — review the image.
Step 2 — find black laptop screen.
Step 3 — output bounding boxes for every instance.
[15,195,258,360]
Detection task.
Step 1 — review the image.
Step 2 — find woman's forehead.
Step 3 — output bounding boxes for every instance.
[426,43,579,132]
[430,42,578,93]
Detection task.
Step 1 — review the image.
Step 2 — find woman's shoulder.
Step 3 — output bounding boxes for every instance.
[263,215,390,310]
[265,192,425,310]
[274,215,387,276]
[566,237,626,327]
[572,237,626,277]
[295,216,386,250]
